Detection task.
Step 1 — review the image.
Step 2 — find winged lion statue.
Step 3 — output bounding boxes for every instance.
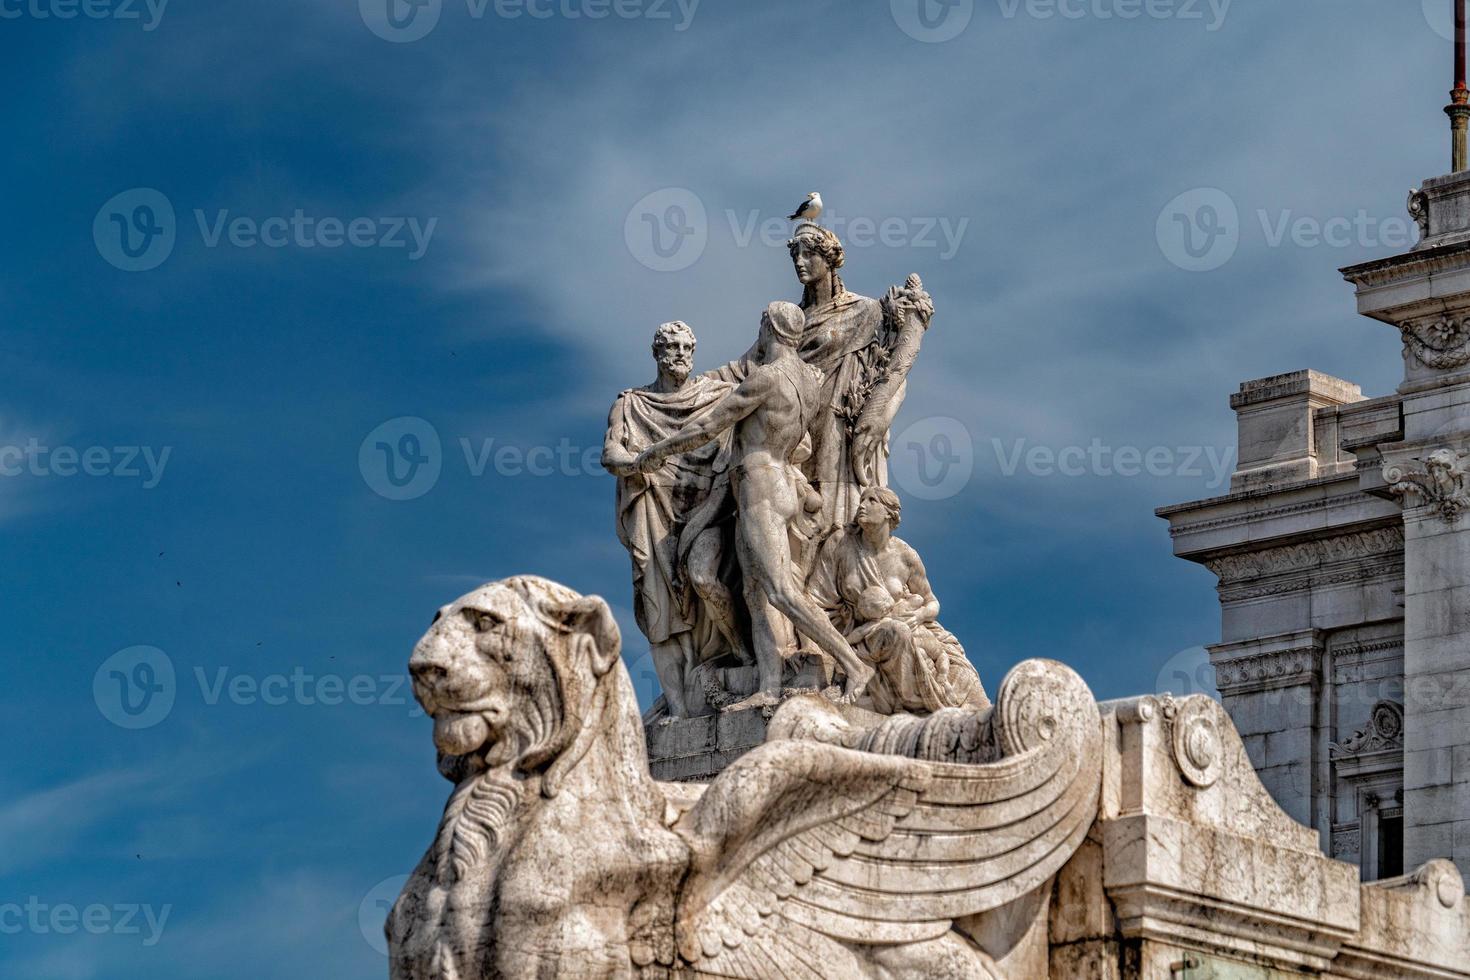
[387,575,1103,979]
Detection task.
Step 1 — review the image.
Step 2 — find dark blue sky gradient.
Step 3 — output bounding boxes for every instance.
[1,1,1451,975]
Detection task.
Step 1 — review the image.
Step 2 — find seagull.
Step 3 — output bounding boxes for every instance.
[788,192,823,222]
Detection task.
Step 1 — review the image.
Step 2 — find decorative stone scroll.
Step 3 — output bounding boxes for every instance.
[1408,188,1429,239]
[1330,700,1405,759]
[1384,448,1470,523]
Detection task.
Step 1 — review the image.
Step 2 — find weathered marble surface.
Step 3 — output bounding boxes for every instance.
[1163,170,1470,885]
[390,576,1101,978]
[603,212,955,724]
[388,576,1470,978]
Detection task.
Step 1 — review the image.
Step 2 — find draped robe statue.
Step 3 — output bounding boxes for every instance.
[603,322,748,719]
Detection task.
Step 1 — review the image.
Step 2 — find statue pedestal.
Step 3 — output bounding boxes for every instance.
[645,705,773,782]
[646,688,887,782]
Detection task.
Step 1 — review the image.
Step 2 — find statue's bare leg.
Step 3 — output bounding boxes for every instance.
[722,579,784,713]
[650,632,694,721]
[686,527,753,665]
[734,469,873,704]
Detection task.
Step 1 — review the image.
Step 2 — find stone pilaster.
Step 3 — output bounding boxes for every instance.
[1208,630,1327,839]
[1342,172,1470,879]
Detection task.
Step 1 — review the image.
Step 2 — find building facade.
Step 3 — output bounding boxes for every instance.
[1159,169,1470,884]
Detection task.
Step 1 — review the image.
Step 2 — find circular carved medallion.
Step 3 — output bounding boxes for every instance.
[1172,699,1224,789]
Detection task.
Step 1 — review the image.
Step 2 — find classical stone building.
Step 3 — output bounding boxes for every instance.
[1159,170,1470,885]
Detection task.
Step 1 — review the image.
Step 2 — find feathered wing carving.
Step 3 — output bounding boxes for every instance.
[671,659,1101,977]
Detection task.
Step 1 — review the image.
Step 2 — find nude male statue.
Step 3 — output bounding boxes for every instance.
[636,302,875,707]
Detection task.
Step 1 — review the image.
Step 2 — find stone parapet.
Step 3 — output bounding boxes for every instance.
[1226,370,1364,491]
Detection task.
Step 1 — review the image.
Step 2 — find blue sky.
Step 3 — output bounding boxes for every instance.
[0,0,1454,975]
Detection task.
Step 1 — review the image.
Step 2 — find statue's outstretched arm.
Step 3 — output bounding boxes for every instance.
[639,376,765,470]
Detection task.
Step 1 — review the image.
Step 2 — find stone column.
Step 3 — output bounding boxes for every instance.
[1343,172,1470,878]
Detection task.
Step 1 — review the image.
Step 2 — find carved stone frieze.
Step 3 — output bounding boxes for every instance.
[1217,560,1404,602]
[1203,527,1404,586]
[1332,825,1362,859]
[1212,646,1320,695]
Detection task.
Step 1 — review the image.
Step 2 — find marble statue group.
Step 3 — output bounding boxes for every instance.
[385,194,1470,979]
[601,216,987,721]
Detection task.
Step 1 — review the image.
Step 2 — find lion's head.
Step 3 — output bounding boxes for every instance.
[409,575,622,797]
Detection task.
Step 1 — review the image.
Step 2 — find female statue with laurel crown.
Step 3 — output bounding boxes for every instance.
[709,219,935,529]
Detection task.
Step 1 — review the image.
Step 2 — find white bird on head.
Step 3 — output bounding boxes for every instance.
[787,192,823,223]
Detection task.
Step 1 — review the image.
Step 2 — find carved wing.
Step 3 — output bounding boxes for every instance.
[671,660,1101,977]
